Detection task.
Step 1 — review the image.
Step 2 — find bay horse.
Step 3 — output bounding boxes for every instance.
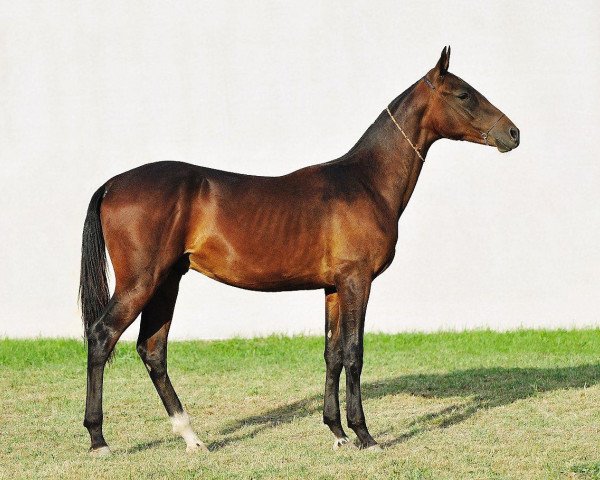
[79,47,519,455]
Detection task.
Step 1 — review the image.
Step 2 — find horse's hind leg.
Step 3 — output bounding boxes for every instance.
[136,269,208,453]
[84,278,157,455]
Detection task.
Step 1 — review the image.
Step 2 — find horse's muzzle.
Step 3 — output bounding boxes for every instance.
[490,119,520,153]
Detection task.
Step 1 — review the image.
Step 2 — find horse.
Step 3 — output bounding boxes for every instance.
[79,46,520,455]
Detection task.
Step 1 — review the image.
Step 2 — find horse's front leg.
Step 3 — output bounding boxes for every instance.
[336,270,381,450]
[323,287,350,449]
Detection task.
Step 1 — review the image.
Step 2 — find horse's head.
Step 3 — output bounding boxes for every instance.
[423,46,519,153]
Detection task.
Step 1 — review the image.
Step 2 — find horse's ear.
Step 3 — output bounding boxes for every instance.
[435,46,451,76]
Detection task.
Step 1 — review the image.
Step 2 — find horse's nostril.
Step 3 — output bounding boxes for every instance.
[509,127,519,142]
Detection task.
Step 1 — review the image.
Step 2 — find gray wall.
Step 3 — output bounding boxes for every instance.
[1,1,598,339]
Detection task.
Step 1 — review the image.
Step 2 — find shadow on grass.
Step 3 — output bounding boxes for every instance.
[128,437,180,453]
[216,364,600,449]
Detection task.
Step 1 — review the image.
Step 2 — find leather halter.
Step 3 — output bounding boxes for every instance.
[423,75,505,146]
[387,76,505,161]
[386,106,425,162]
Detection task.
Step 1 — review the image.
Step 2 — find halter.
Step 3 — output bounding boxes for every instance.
[386,76,505,160]
[480,112,505,146]
[386,106,425,162]
[424,75,505,146]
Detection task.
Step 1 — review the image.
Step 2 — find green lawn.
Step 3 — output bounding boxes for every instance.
[1,330,600,479]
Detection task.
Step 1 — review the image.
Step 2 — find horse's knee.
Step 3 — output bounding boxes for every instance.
[347,417,367,431]
[83,412,103,430]
[342,353,362,376]
[344,361,362,378]
[324,352,343,371]
[323,408,341,426]
[342,351,363,399]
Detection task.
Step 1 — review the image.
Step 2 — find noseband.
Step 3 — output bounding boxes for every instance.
[480,112,504,146]
[386,77,504,161]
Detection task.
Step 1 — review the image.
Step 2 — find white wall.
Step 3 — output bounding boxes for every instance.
[0,1,598,340]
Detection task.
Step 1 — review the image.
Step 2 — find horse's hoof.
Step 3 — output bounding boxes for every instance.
[186,441,209,453]
[89,446,111,456]
[333,436,352,450]
[365,444,383,452]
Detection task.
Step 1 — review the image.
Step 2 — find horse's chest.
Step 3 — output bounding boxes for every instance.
[328,206,398,272]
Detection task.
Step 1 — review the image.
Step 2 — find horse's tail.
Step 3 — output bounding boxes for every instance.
[79,185,110,341]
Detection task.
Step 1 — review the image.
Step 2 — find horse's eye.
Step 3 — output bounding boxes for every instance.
[457,92,470,100]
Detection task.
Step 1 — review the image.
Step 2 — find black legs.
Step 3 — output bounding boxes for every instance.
[323,288,348,446]
[136,272,184,418]
[323,273,379,450]
[84,280,155,453]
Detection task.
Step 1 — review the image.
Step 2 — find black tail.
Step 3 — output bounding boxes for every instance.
[79,185,110,341]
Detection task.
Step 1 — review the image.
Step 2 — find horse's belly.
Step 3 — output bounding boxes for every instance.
[189,257,327,291]
[187,235,329,291]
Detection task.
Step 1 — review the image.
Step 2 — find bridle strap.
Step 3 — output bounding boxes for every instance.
[423,75,504,145]
[481,113,504,145]
[386,107,425,163]
[423,75,475,122]
[386,76,506,161]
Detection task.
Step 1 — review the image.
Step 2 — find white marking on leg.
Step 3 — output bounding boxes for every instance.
[90,445,111,456]
[333,436,351,450]
[327,330,332,339]
[170,411,208,453]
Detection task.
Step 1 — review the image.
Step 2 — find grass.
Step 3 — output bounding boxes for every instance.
[1,330,600,479]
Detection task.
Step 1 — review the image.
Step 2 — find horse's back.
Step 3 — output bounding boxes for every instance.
[99,161,333,290]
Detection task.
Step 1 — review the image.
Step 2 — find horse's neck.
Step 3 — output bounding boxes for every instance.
[353,84,438,219]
